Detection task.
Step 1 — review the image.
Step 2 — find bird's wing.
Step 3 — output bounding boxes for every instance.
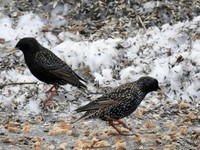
[35,50,67,70]
[75,95,132,112]
[35,50,86,86]
[52,67,86,83]
[75,83,137,112]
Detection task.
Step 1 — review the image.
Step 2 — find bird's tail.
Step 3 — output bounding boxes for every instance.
[80,86,103,96]
[71,111,96,124]
[70,112,89,124]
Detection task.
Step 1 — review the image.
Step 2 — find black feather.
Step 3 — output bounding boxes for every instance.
[15,37,86,89]
[74,76,160,122]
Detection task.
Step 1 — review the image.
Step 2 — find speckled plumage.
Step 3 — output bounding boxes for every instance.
[15,37,86,89]
[74,76,161,134]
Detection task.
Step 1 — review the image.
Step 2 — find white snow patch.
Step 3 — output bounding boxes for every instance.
[0,11,200,115]
[24,101,41,115]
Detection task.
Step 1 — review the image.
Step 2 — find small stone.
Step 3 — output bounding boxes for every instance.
[42,25,49,32]
[46,144,55,150]
[58,143,68,150]
[48,124,72,136]
[186,112,196,119]
[144,121,156,128]
[170,133,180,141]
[101,131,109,139]
[153,113,160,119]
[57,118,66,122]
[180,126,187,135]
[179,102,190,109]
[155,138,162,144]
[3,136,15,144]
[33,141,42,150]
[21,123,32,133]
[5,126,20,133]
[164,144,173,150]
[161,135,171,141]
[0,38,5,44]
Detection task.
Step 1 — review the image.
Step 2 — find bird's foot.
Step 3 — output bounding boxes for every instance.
[46,87,58,100]
[109,126,135,136]
[46,85,59,94]
[108,120,133,136]
[42,97,52,106]
[115,120,132,131]
[110,119,132,131]
[41,88,59,110]
[109,122,123,134]
[41,98,59,111]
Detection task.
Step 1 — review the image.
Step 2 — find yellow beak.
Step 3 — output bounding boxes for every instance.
[158,89,168,98]
[7,47,17,53]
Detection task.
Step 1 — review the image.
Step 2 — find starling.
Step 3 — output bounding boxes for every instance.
[9,37,87,105]
[73,76,162,134]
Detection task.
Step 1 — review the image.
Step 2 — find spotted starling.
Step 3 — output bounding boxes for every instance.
[73,76,161,134]
[9,37,87,105]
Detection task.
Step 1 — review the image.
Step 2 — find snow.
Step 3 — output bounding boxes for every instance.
[0,12,200,115]
[24,101,41,114]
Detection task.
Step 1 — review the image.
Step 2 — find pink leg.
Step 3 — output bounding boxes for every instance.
[115,120,132,131]
[43,86,58,106]
[108,120,123,134]
[46,85,56,93]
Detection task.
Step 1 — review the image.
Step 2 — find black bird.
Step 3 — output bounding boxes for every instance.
[73,76,162,134]
[9,37,87,105]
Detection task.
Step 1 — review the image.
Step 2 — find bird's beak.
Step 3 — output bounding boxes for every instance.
[157,87,167,98]
[7,47,17,53]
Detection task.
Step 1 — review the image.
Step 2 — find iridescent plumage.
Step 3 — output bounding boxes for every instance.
[15,37,86,105]
[74,76,161,134]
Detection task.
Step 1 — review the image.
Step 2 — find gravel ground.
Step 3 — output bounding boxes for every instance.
[1,0,200,40]
[0,0,200,150]
[0,99,199,149]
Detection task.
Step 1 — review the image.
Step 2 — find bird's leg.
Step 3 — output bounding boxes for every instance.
[115,120,132,131]
[46,85,56,93]
[108,120,123,134]
[43,86,59,106]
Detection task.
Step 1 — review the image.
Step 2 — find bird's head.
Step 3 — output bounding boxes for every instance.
[137,76,161,93]
[8,37,41,54]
